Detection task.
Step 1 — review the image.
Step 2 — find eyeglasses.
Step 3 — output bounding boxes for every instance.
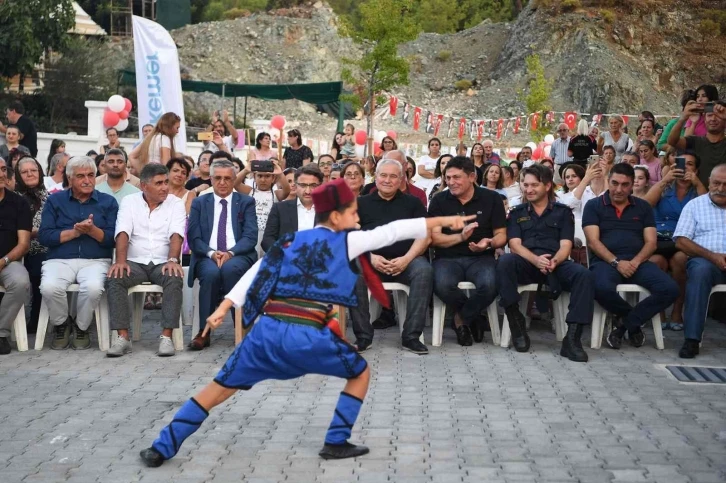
[344,172,361,179]
[383,140,394,144]
[319,162,332,167]
[297,183,320,190]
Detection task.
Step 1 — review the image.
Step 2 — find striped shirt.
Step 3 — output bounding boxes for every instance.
[551,137,572,165]
[673,194,726,254]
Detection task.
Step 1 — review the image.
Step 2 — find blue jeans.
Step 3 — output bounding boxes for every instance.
[590,260,679,331]
[433,255,497,325]
[683,257,726,341]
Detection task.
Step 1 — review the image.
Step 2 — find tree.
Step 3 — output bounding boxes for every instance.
[0,0,75,87]
[340,0,420,152]
[518,54,553,141]
[416,0,464,34]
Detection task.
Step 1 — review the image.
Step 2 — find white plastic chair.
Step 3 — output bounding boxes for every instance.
[432,282,500,347]
[590,285,664,349]
[500,284,569,348]
[368,282,425,344]
[182,266,200,328]
[0,285,29,351]
[128,283,184,350]
[35,284,109,351]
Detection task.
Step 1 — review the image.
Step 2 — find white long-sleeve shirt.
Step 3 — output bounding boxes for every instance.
[225,217,428,307]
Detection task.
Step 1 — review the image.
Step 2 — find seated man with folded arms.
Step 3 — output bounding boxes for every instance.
[582,163,679,350]
[38,156,118,350]
[672,164,726,358]
[348,159,432,354]
[105,164,187,357]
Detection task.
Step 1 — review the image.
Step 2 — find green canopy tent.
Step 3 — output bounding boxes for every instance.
[117,69,346,131]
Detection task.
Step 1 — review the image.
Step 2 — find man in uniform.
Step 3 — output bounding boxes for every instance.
[496,164,594,361]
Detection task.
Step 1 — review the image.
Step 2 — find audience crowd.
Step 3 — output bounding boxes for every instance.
[0,89,725,362]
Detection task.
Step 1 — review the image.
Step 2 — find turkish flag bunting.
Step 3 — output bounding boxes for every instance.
[458,117,466,140]
[434,114,444,136]
[496,119,504,140]
[389,96,398,116]
[413,106,422,131]
[477,121,485,141]
[564,111,577,130]
[621,115,629,126]
[514,117,521,134]
[531,112,539,131]
[546,111,555,123]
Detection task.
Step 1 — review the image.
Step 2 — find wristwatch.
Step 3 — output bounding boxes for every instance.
[167,257,179,264]
[610,258,620,268]
[2,256,9,266]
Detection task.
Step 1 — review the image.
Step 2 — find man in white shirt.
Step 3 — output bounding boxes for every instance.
[261,164,321,252]
[105,163,187,357]
[187,159,258,350]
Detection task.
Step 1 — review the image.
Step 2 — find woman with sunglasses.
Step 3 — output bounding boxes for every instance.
[283,129,313,170]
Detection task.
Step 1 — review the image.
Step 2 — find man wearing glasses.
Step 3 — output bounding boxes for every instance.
[551,123,573,168]
[261,164,323,252]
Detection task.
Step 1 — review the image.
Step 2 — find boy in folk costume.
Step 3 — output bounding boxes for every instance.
[140,179,474,465]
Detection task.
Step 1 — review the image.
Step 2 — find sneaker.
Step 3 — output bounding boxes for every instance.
[455,325,473,346]
[106,335,132,357]
[354,339,372,352]
[71,323,91,350]
[0,337,10,355]
[319,442,369,460]
[157,335,175,357]
[50,322,71,350]
[606,327,623,350]
[629,328,645,348]
[402,339,428,354]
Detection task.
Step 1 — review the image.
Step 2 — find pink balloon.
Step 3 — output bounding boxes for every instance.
[124,98,133,113]
[270,115,286,130]
[386,130,397,140]
[118,110,129,120]
[354,130,367,145]
[373,141,381,153]
[103,109,120,128]
[533,147,544,161]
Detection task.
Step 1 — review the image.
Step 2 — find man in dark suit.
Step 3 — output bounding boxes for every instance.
[187,159,258,349]
[261,164,323,252]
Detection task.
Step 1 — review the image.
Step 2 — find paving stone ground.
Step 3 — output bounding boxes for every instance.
[1,310,726,483]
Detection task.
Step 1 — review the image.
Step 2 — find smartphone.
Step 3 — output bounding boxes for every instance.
[251,160,275,173]
[587,155,600,165]
[675,156,686,172]
[704,102,715,113]
[197,131,213,141]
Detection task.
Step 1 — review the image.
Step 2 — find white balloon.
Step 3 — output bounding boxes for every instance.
[355,144,365,159]
[108,95,126,113]
[525,141,537,150]
[374,130,386,143]
[544,134,555,144]
[114,118,129,131]
[544,145,551,157]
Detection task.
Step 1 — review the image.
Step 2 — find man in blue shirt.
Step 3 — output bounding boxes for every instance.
[583,163,679,350]
[39,156,118,350]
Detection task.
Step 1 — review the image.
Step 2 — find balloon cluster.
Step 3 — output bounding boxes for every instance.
[103,95,133,132]
[528,135,555,161]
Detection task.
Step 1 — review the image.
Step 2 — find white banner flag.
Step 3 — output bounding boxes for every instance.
[132,16,186,153]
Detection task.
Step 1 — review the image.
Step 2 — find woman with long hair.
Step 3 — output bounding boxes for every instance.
[470,143,485,168]
[283,128,313,170]
[636,119,659,145]
[46,139,65,171]
[248,132,275,162]
[632,166,650,198]
[598,115,632,162]
[568,119,596,166]
[483,163,506,197]
[660,145,677,177]
[330,132,345,161]
[341,162,365,197]
[638,140,661,185]
[14,157,48,333]
[361,155,376,185]
[684,84,719,137]
[415,137,441,197]
[428,154,453,202]
[283,168,297,201]
[556,164,587,218]
[380,136,398,155]
[129,112,181,171]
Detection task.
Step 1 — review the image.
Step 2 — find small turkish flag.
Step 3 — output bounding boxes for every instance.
[389,96,398,116]
[477,121,485,141]
[531,112,539,131]
[496,119,504,140]
[413,106,422,131]
[621,115,629,126]
[514,117,521,134]
[564,111,577,130]
[458,117,466,140]
[434,114,444,136]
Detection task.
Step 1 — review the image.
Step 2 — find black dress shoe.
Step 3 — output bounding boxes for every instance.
[372,309,397,329]
[0,337,10,355]
[628,328,645,348]
[679,339,700,359]
[354,339,372,352]
[455,325,473,346]
[471,314,488,343]
[139,447,165,467]
[319,442,370,460]
[560,323,588,362]
[504,305,530,352]
[402,339,428,354]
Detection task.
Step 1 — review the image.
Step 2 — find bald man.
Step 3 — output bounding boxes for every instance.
[673,164,726,358]
[482,140,501,165]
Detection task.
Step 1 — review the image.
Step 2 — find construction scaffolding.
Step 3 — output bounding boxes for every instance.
[110,0,155,38]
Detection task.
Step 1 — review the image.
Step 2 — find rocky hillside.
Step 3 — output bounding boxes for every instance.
[116,1,726,144]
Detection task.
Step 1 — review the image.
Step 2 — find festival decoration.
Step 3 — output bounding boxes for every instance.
[413,107,422,131]
[103,109,120,128]
[115,119,129,132]
[118,110,129,120]
[107,95,126,113]
[544,134,554,144]
[270,115,286,130]
[374,130,386,143]
[124,98,133,113]
[564,111,577,130]
[355,130,367,145]
[386,130,397,140]
[389,96,398,116]
[458,118,466,140]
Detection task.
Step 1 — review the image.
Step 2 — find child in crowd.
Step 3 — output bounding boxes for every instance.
[340,123,357,159]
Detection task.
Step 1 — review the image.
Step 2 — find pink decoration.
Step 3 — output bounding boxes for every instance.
[354,130,367,145]
[373,141,381,154]
[124,98,133,113]
[270,115,286,130]
[118,110,129,120]
[103,109,120,128]
[386,130,397,140]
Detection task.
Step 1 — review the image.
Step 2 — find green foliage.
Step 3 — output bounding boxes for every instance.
[202,0,268,21]
[0,0,75,83]
[436,50,452,62]
[599,9,615,24]
[699,19,721,40]
[416,0,465,33]
[454,79,473,90]
[76,0,112,33]
[459,0,514,29]
[561,0,581,11]
[704,9,726,36]
[518,54,553,141]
